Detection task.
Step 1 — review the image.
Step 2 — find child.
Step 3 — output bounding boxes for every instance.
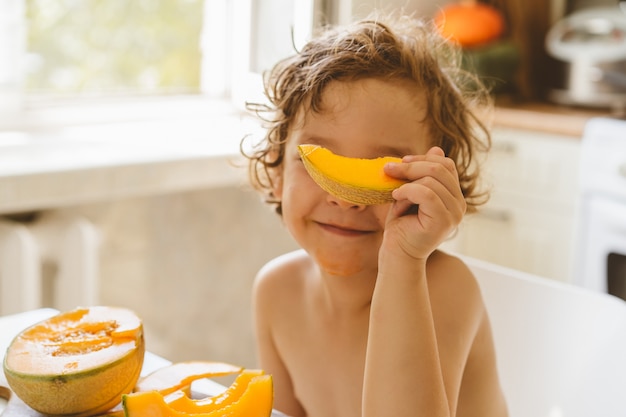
[243,13,508,417]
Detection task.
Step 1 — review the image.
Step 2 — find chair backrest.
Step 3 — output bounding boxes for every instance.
[462,255,626,417]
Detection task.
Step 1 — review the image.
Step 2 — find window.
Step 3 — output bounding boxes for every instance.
[25,0,205,96]
[0,0,328,127]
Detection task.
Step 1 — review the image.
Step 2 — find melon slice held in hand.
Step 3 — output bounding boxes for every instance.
[297,144,406,205]
[2,306,145,417]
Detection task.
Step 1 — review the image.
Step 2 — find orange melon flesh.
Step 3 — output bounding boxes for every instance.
[166,369,265,412]
[96,360,247,417]
[298,144,406,205]
[122,374,273,417]
[3,306,144,417]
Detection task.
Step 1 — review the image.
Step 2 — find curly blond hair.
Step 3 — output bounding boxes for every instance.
[243,13,492,215]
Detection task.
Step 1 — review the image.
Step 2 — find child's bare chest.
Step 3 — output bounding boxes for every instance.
[275,308,370,417]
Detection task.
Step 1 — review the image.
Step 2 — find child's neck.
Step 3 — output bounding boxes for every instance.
[316,269,377,317]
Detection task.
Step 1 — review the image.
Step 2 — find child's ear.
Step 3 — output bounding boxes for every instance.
[271,169,283,200]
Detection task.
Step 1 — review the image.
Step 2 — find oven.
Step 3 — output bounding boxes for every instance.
[574,117,626,301]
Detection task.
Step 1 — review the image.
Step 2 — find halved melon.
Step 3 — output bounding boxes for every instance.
[298,144,406,205]
[2,306,144,417]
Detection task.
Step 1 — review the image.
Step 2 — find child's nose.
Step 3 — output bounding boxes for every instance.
[326,193,366,210]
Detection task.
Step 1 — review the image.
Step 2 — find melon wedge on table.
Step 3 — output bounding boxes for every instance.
[123,371,273,417]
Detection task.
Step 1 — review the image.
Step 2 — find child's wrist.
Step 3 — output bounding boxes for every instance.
[378,242,430,270]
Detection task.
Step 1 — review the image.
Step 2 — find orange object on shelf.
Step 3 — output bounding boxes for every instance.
[434,0,505,48]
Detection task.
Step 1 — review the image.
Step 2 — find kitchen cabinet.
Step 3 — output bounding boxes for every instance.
[442,126,581,283]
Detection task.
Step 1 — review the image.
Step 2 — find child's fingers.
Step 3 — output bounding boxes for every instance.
[400,147,457,176]
[425,146,445,157]
[392,177,466,220]
[384,146,466,219]
[385,158,461,200]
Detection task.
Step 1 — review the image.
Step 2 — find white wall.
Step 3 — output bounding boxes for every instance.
[50,187,298,368]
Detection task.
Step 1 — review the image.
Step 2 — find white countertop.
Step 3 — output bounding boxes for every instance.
[0,99,263,214]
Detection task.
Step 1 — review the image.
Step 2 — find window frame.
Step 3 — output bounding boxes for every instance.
[230,0,326,109]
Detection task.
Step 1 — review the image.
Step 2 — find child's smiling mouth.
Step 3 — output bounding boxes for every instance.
[315,221,374,237]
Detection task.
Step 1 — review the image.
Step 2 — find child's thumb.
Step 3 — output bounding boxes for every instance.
[427,146,445,156]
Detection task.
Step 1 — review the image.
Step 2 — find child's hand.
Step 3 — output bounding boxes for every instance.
[382,146,466,261]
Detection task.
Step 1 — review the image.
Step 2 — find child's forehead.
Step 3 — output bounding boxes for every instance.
[296,78,428,126]
[318,78,424,106]
[289,79,432,157]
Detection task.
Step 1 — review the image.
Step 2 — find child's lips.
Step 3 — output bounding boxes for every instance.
[316,221,373,237]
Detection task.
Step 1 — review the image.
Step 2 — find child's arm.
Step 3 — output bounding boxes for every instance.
[252,257,307,417]
[362,147,478,417]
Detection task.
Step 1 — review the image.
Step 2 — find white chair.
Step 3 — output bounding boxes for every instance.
[463,255,626,417]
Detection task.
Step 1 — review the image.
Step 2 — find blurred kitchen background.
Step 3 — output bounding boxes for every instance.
[1,0,626,368]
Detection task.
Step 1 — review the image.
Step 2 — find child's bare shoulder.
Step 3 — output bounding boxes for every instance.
[253,249,315,300]
[428,250,479,284]
[427,251,485,314]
